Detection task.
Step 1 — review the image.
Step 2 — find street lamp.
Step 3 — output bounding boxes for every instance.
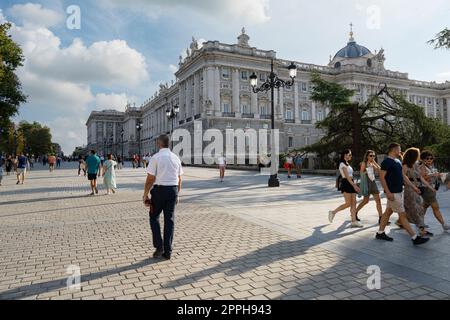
[120,129,124,160]
[166,104,180,149]
[250,59,297,188]
[136,122,143,167]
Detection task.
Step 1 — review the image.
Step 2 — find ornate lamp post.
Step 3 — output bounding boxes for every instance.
[250,59,297,187]
[166,104,180,149]
[120,129,124,160]
[136,122,143,167]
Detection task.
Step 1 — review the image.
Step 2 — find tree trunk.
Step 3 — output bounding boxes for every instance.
[351,103,363,165]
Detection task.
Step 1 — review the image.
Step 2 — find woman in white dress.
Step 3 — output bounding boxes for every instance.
[103,154,117,195]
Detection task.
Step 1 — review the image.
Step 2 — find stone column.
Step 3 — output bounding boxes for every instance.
[179,80,186,121]
[194,72,200,117]
[447,98,450,125]
[207,67,215,115]
[214,66,221,115]
[232,68,240,113]
[311,102,317,124]
[185,77,191,119]
[251,91,258,116]
[433,98,437,119]
[279,87,284,120]
[294,83,300,123]
[202,68,207,115]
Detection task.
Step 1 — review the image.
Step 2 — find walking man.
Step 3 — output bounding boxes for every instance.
[16,153,28,185]
[376,143,429,245]
[86,150,101,196]
[143,135,183,260]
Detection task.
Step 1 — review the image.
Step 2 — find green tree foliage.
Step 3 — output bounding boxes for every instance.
[303,73,450,165]
[428,28,450,49]
[17,121,53,156]
[0,23,27,144]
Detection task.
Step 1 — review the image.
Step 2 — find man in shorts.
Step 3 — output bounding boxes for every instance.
[86,150,101,196]
[376,143,429,245]
[16,153,28,185]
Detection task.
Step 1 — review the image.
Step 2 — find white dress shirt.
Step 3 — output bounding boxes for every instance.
[146,148,184,186]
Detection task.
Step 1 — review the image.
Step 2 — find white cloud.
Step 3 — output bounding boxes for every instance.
[0,9,6,23]
[436,72,450,82]
[100,0,270,24]
[5,5,151,154]
[95,93,129,111]
[7,3,63,28]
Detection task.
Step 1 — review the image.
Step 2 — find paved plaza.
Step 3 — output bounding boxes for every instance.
[1,163,450,300]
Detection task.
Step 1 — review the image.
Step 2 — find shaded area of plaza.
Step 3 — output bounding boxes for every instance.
[0,164,449,300]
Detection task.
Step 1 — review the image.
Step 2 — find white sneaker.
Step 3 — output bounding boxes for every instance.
[351,221,364,228]
[328,211,336,223]
[443,224,450,231]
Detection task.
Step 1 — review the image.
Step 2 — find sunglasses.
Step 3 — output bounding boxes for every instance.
[369,155,376,158]
[426,157,434,161]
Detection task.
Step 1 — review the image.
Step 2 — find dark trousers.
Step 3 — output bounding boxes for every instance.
[149,186,178,254]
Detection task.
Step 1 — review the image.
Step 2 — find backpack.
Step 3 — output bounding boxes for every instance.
[336,175,343,191]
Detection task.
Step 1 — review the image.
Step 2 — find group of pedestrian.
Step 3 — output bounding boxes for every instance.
[284,152,306,179]
[0,153,30,185]
[329,143,450,246]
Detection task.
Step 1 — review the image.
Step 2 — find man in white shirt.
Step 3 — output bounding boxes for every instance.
[143,135,183,260]
[217,153,226,182]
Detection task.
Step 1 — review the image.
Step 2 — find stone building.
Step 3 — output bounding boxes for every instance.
[87,28,450,163]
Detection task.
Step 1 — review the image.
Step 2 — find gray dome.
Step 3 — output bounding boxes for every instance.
[334,40,371,59]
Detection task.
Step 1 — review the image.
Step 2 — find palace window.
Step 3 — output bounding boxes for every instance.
[317,110,324,121]
[285,109,294,120]
[304,136,310,146]
[241,104,250,114]
[260,105,268,115]
[222,68,230,79]
[288,137,293,148]
[241,71,248,80]
[260,73,266,82]
[301,82,307,92]
[222,103,231,113]
[301,109,310,121]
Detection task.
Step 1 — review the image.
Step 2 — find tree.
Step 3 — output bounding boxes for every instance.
[0,23,27,148]
[303,73,450,165]
[17,121,53,156]
[428,28,450,49]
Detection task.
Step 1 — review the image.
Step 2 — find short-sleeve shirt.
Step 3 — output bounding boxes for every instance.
[381,157,403,193]
[339,162,353,178]
[286,157,293,164]
[48,156,56,164]
[146,148,184,186]
[18,156,28,169]
[86,155,101,174]
[217,157,226,166]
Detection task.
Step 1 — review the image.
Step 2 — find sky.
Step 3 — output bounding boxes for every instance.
[1,0,449,154]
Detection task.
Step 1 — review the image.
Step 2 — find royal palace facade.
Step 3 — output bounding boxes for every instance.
[86,28,450,162]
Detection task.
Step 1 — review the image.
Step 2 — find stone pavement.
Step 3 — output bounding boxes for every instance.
[0,163,449,300]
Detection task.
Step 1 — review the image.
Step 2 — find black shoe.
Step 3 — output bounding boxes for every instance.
[412,236,430,245]
[376,232,394,242]
[162,253,171,260]
[153,249,163,258]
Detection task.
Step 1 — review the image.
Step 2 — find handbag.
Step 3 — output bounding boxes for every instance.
[336,175,343,191]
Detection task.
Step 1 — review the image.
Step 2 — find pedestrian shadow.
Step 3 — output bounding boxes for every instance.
[0,258,158,300]
[0,194,92,206]
[162,222,371,291]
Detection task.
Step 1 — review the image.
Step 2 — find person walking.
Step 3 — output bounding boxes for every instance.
[355,150,384,224]
[284,153,294,179]
[103,154,117,195]
[56,156,62,168]
[376,143,429,245]
[48,154,56,172]
[419,151,450,231]
[16,153,28,185]
[0,158,4,186]
[29,155,34,169]
[132,155,137,169]
[217,153,226,182]
[294,152,305,179]
[78,156,86,176]
[328,150,363,228]
[5,155,12,176]
[86,150,101,196]
[117,155,123,170]
[143,135,183,261]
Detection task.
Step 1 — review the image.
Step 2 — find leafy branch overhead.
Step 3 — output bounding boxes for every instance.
[428,28,450,49]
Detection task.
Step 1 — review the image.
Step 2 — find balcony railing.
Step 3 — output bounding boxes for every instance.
[186,117,193,123]
[222,112,236,118]
[260,115,271,119]
[194,114,201,120]
[301,120,312,124]
[179,120,185,125]
[285,119,295,124]
[242,113,255,119]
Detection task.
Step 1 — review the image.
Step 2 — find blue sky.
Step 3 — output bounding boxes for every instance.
[1,0,449,154]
